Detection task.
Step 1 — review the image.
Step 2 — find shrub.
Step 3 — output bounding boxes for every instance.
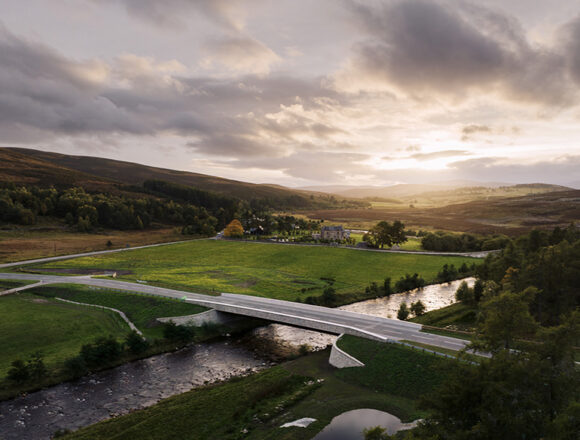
[395,273,425,292]
[6,359,29,384]
[163,322,196,343]
[410,300,426,317]
[80,336,122,368]
[63,356,88,378]
[397,303,410,320]
[125,331,149,354]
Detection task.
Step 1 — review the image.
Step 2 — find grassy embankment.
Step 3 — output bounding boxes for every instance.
[0,285,211,400]
[62,336,454,440]
[32,239,476,303]
[410,301,478,343]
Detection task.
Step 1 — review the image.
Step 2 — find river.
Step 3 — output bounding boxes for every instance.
[0,278,472,439]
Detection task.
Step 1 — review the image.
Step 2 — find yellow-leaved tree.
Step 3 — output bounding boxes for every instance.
[224,219,244,238]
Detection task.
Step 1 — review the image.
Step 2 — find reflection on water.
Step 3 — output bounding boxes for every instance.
[340,277,475,318]
[313,408,419,440]
[252,278,475,349]
[0,342,270,440]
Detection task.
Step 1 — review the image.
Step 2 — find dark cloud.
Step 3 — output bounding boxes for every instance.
[563,15,580,86]
[461,124,491,141]
[344,0,577,106]
[462,124,491,135]
[0,26,349,158]
[95,0,247,31]
[411,150,470,161]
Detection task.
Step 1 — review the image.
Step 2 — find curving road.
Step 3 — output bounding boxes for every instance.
[0,272,480,355]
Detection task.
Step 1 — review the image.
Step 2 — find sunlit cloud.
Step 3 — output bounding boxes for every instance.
[0,1,579,187]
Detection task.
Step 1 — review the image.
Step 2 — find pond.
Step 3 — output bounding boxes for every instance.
[313,408,419,439]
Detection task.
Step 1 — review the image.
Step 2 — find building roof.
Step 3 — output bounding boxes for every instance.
[321,225,344,231]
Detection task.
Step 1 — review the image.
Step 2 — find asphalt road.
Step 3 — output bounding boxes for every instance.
[0,272,476,354]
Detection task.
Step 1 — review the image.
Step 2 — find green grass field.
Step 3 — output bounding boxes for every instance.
[31,284,207,339]
[33,240,475,301]
[62,339,454,440]
[0,293,130,377]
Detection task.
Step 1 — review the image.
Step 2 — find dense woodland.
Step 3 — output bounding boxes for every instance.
[399,225,580,440]
[0,183,224,235]
[421,231,510,252]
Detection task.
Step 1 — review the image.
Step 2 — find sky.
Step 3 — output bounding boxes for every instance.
[1,0,580,188]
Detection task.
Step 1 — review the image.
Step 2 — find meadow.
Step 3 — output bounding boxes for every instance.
[34,239,477,301]
[32,284,207,339]
[0,292,129,377]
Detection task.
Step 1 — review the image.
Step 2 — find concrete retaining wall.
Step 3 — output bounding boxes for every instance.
[329,334,365,368]
[157,309,238,327]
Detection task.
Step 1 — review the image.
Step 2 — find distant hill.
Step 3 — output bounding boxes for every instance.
[312,182,570,201]
[1,148,366,211]
[306,189,580,235]
[0,148,116,191]
[3,147,314,201]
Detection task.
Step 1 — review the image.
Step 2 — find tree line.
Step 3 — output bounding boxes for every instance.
[0,183,227,235]
[421,231,510,252]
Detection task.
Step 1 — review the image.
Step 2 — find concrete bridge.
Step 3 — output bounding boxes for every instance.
[0,272,474,354]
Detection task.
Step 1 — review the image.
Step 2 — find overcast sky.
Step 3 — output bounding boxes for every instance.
[1,0,580,187]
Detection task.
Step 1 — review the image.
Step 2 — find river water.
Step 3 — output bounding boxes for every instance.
[250,277,475,350]
[0,278,472,440]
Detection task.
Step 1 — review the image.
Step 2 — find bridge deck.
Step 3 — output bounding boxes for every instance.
[0,273,474,353]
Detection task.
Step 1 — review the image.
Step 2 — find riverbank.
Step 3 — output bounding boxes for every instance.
[58,337,455,440]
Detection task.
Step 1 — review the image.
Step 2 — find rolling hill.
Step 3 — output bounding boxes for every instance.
[1,147,358,208]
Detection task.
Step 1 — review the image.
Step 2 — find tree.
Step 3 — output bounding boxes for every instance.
[476,288,538,351]
[363,426,394,440]
[455,281,474,304]
[383,277,392,296]
[322,285,337,306]
[472,279,484,303]
[224,219,244,238]
[125,331,149,354]
[27,351,47,380]
[163,322,195,343]
[6,359,29,384]
[418,312,580,440]
[80,336,122,368]
[364,220,407,249]
[410,300,426,317]
[397,303,410,320]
